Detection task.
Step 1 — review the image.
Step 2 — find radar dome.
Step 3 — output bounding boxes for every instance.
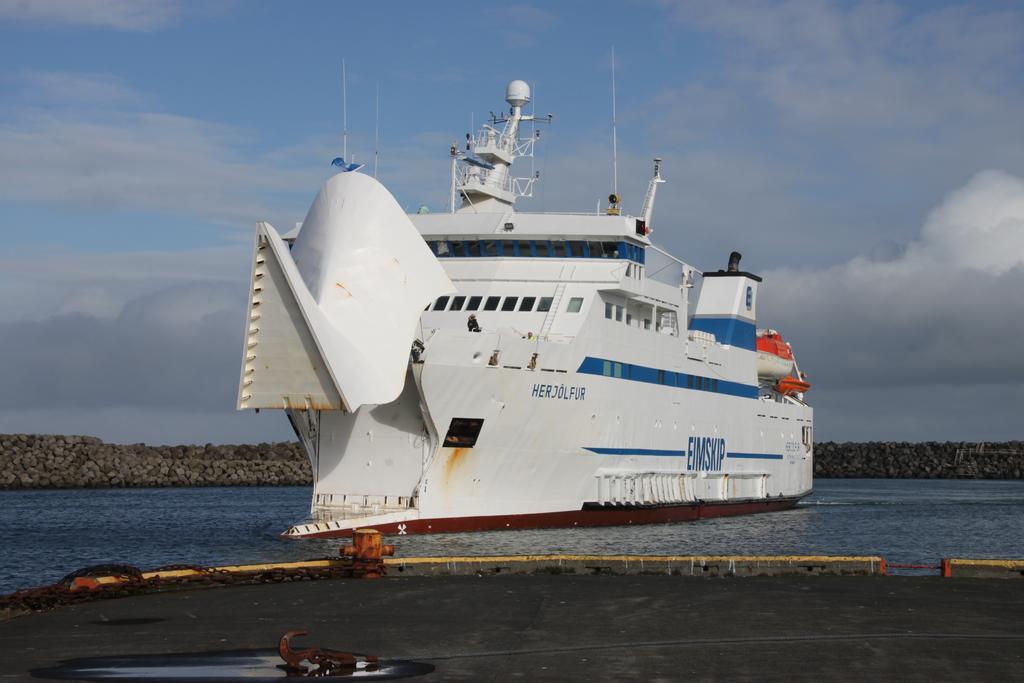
[505,80,531,107]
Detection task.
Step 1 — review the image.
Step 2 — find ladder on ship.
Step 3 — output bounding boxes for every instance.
[539,282,567,339]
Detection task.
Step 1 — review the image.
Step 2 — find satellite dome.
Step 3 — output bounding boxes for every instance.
[505,80,531,107]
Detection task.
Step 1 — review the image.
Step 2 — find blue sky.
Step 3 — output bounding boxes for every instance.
[1,0,1022,443]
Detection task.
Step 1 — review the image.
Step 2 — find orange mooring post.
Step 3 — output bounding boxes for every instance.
[340,528,396,579]
[941,559,952,578]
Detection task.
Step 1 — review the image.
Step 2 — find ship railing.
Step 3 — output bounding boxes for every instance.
[472,129,535,158]
[458,166,537,199]
[954,442,1024,465]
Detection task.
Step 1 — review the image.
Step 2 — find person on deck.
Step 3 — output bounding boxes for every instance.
[467,314,481,332]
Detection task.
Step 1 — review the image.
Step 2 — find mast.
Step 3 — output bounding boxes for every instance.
[374,82,380,179]
[341,59,348,162]
[611,46,619,201]
[452,80,552,212]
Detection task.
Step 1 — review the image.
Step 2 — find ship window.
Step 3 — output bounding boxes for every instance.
[427,241,438,255]
[568,241,584,257]
[588,241,603,258]
[602,360,612,376]
[567,297,584,313]
[443,417,484,448]
[614,362,623,378]
[466,296,482,311]
[450,240,465,257]
[502,240,515,256]
[519,296,536,311]
[466,241,482,256]
[483,240,498,256]
[436,241,451,257]
[602,242,619,258]
[712,379,719,392]
[552,241,567,257]
[687,375,694,389]
[484,296,501,311]
[644,318,651,330]
[615,305,623,322]
[658,369,665,385]
[626,313,633,325]
[501,297,518,311]
[450,296,466,311]
[537,241,552,257]
[433,296,450,311]
[605,302,614,319]
[537,297,553,312]
[518,240,533,256]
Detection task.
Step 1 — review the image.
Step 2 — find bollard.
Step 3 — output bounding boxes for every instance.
[340,529,395,579]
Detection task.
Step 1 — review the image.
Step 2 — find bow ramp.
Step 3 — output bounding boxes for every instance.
[237,172,454,413]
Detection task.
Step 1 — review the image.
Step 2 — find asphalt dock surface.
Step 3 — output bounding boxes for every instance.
[3,575,1022,681]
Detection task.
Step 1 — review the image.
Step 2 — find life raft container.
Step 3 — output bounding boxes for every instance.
[776,377,811,395]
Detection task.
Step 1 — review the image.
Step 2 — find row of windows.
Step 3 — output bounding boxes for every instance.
[431,294,585,314]
[605,303,653,329]
[427,239,646,264]
[599,360,721,392]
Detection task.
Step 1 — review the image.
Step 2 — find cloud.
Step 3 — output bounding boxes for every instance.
[757,170,1024,438]
[0,72,323,228]
[0,244,293,444]
[639,0,1024,269]
[0,0,184,30]
[10,70,143,106]
[0,245,250,320]
[481,3,558,48]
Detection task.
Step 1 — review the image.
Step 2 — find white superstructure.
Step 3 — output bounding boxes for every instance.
[238,81,813,538]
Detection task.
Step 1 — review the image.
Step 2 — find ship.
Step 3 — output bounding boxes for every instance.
[236,80,814,538]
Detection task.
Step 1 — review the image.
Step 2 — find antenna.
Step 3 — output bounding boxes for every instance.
[611,46,619,200]
[374,82,380,179]
[341,59,348,161]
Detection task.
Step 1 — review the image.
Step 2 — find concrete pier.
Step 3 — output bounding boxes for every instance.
[3,573,1022,680]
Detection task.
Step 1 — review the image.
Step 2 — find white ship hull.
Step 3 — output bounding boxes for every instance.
[283,326,812,538]
[237,81,813,539]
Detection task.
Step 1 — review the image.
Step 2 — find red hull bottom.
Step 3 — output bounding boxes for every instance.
[294,494,808,539]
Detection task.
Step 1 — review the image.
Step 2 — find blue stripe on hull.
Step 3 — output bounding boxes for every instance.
[583,447,783,460]
[583,447,686,457]
[576,356,758,399]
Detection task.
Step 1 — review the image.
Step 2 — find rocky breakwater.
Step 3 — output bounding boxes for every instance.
[2,435,1022,488]
[0,435,313,489]
[815,441,1024,479]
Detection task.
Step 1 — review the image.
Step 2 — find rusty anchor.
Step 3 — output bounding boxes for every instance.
[278,630,379,676]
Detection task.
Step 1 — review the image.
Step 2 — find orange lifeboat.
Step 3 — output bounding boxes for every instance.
[756,330,795,380]
[756,329,811,395]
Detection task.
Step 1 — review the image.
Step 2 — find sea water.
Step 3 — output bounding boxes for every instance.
[1,479,1021,594]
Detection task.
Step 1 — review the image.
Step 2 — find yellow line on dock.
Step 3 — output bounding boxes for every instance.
[948,559,1024,569]
[383,554,884,565]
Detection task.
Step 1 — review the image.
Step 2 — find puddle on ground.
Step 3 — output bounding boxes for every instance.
[32,650,434,681]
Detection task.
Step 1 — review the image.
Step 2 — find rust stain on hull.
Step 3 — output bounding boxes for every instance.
[444,447,470,485]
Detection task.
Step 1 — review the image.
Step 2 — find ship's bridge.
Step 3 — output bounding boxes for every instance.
[411,211,692,343]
